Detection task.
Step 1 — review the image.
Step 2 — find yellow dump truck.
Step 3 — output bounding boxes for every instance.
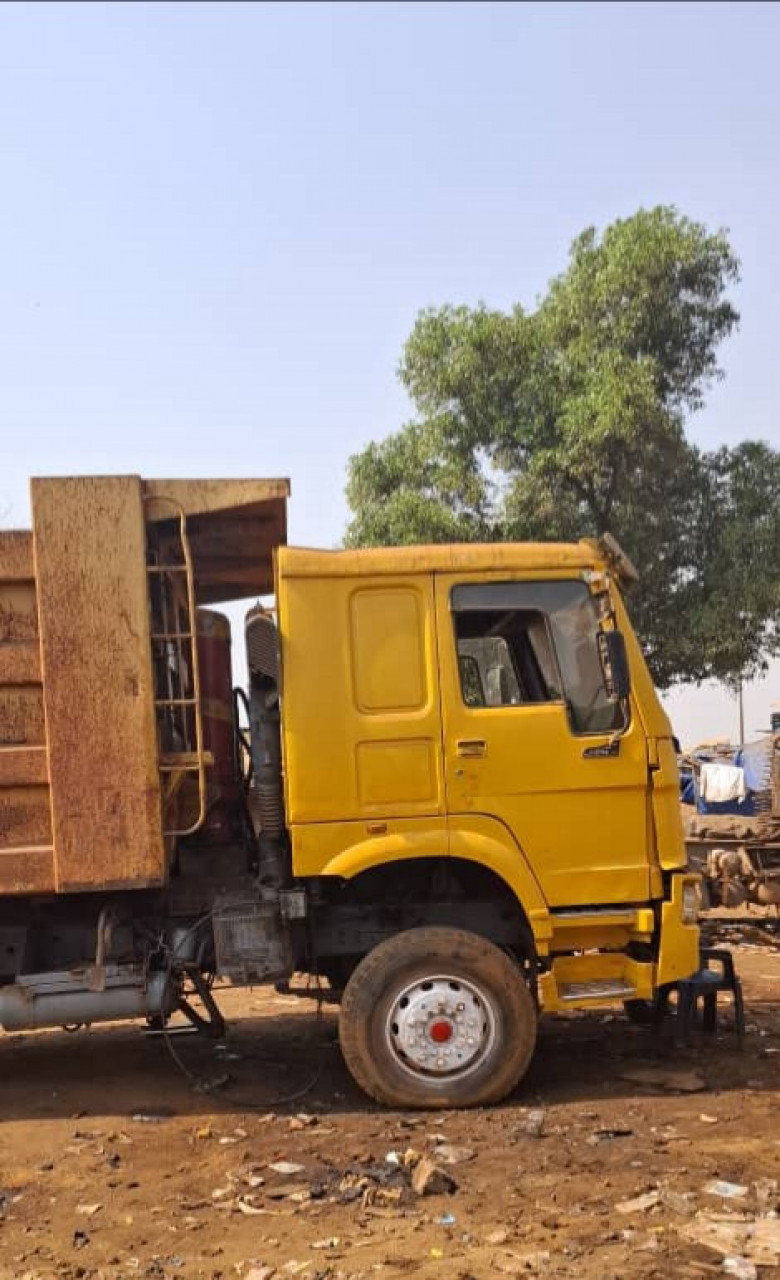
[0,475,699,1107]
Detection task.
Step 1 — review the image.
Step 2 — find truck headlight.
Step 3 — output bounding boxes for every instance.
[681,882,701,924]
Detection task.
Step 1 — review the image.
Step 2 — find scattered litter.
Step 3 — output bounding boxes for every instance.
[289,1114,318,1130]
[385,1151,401,1166]
[659,1187,697,1216]
[700,1114,719,1124]
[588,1127,633,1145]
[213,1043,243,1060]
[522,1109,546,1138]
[411,1156,458,1197]
[754,1178,778,1209]
[269,1162,306,1176]
[310,1237,340,1250]
[245,1268,276,1280]
[681,1216,780,1267]
[436,1212,457,1226]
[643,1236,664,1253]
[705,1181,749,1200]
[435,1144,476,1165]
[494,1249,551,1274]
[615,1190,661,1214]
[430,1247,444,1259]
[237,1198,267,1216]
[619,1065,707,1093]
[76,1203,102,1217]
[72,1230,90,1249]
[266,1184,309,1201]
[130,1106,175,1122]
[723,1259,758,1280]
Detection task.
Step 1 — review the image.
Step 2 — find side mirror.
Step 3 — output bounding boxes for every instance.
[597,629,631,702]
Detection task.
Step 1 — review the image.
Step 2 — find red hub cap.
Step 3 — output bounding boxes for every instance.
[429,1018,454,1044]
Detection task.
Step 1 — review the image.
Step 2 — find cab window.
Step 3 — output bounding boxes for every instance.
[451,580,623,734]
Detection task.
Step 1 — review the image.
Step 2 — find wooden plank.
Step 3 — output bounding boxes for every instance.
[0,531,35,581]
[0,746,48,787]
[0,847,56,895]
[0,640,41,684]
[32,476,166,892]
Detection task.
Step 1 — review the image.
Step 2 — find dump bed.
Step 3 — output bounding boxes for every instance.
[0,475,288,897]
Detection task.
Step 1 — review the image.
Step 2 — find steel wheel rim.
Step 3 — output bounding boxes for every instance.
[385,972,497,1081]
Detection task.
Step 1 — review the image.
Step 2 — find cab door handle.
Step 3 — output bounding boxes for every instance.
[456,739,487,758]
[582,740,620,758]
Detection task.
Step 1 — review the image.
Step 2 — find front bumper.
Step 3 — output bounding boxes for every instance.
[657,872,701,987]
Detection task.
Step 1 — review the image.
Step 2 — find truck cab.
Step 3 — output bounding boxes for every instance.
[0,475,699,1108]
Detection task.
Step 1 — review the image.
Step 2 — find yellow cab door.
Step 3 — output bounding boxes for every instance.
[434,574,651,907]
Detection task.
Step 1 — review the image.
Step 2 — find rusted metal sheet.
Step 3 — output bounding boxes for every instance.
[0,746,48,787]
[0,848,56,894]
[143,477,290,519]
[0,686,45,746]
[143,479,289,602]
[0,531,35,581]
[0,475,290,900]
[0,786,51,846]
[0,581,38,643]
[0,640,41,684]
[32,476,165,892]
[0,530,54,894]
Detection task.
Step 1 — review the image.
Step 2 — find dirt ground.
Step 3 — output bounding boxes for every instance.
[3,923,780,1280]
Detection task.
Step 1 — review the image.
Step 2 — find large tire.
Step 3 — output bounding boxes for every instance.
[338,926,537,1109]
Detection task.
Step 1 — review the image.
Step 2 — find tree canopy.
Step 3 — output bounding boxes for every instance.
[346,206,780,690]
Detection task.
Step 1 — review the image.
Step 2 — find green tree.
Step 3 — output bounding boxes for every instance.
[686,442,780,689]
[346,206,780,689]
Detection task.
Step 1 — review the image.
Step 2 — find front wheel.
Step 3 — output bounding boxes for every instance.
[338,926,537,1109]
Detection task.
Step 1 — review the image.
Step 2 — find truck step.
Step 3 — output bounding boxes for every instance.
[558,980,637,1002]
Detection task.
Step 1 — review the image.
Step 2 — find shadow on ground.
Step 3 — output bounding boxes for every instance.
[0,983,758,1126]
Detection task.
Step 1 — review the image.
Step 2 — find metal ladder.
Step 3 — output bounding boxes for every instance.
[145,496,207,838]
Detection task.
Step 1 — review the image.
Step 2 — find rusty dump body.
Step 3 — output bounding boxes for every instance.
[0,475,287,898]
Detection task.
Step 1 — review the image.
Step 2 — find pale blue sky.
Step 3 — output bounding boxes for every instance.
[1,1,778,742]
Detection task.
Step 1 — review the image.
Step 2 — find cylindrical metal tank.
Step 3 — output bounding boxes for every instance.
[0,967,174,1031]
[245,606,287,892]
[195,609,243,841]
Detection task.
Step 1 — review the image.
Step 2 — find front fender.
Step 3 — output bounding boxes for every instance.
[292,814,552,954]
[448,815,552,952]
